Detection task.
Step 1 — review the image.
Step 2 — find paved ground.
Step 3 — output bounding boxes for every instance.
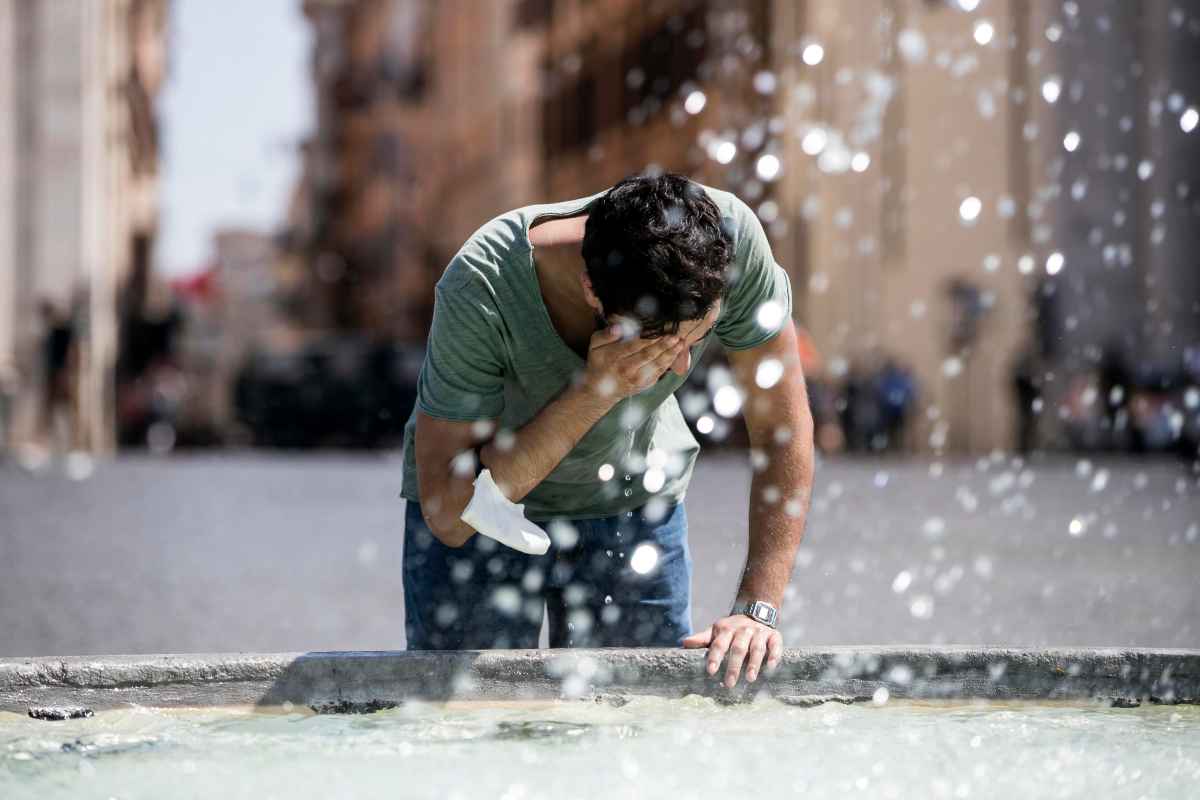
[0,450,1196,658]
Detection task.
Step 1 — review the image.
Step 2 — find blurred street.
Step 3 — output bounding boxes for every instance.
[1,452,1196,658]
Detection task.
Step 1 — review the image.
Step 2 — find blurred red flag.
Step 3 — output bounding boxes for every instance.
[170,265,219,304]
[796,325,823,374]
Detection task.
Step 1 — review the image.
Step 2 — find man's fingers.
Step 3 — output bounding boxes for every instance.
[706,627,734,676]
[617,332,674,362]
[765,631,784,673]
[680,626,712,648]
[625,336,683,382]
[722,628,756,688]
[588,324,623,350]
[650,337,686,372]
[744,631,770,683]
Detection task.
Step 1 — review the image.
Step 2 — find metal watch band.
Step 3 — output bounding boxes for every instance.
[731,600,779,629]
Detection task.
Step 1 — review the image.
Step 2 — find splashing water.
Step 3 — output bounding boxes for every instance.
[1,700,1196,799]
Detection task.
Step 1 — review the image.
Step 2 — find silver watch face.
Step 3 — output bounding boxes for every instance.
[749,602,776,624]
[734,602,777,626]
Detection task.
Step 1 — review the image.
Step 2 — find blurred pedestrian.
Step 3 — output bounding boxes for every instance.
[876,357,916,451]
[1011,345,1042,455]
[0,359,17,456]
[1098,339,1133,450]
[842,366,882,451]
[34,298,79,456]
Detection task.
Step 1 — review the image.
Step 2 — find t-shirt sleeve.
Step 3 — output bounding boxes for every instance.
[713,195,793,352]
[415,279,506,421]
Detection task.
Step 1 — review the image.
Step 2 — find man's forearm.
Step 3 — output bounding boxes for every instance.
[734,416,815,610]
[481,382,617,501]
[433,381,616,544]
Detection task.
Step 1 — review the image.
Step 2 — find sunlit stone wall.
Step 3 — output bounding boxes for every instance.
[790,0,1030,453]
[0,0,165,454]
[388,0,1197,453]
[0,0,14,402]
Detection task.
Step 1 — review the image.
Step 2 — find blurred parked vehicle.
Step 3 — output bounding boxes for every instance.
[233,336,421,449]
[117,360,186,452]
[1060,356,1199,459]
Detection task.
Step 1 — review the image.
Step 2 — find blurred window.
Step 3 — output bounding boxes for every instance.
[622,6,707,121]
[515,0,553,30]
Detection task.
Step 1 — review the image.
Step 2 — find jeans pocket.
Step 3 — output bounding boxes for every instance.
[643,502,688,553]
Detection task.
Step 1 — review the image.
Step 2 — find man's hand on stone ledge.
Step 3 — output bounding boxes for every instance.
[681,614,782,689]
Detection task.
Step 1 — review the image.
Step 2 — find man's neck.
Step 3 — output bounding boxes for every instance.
[529,213,586,249]
[530,216,592,318]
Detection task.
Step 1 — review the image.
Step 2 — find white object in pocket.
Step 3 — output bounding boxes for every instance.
[459,468,551,555]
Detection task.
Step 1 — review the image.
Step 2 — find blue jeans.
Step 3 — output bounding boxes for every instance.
[402,498,693,650]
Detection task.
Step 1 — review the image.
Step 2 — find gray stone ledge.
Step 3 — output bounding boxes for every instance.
[1,646,1196,713]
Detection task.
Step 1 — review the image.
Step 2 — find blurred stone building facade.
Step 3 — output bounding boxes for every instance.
[293,0,1198,454]
[1031,1,1200,388]
[172,229,295,443]
[0,0,167,455]
[285,0,440,343]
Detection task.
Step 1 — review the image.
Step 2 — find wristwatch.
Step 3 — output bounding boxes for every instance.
[731,599,779,629]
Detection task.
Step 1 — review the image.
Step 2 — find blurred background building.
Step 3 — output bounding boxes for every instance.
[0,0,167,456]
[281,0,1193,456]
[2,0,1196,458]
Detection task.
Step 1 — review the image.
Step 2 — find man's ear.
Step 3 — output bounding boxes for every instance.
[580,271,604,315]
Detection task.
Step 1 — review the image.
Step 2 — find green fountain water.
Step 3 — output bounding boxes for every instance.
[3,696,1198,799]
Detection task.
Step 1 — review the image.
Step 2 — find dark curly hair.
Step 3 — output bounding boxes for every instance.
[580,171,733,339]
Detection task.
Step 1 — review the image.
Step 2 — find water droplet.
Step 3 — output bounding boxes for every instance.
[1041,76,1061,104]
[958,196,982,223]
[1046,251,1065,275]
[713,386,743,418]
[973,557,993,579]
[755,300,784,331]
[491,586,522,616]
[1181,107,1198,133]
[896,29,926,63]
[909,595,935,620]
[973,20,994,45]
[755,153,781,182]
[630,544,659,574]
[755,358,784,389]
[922,518,946,540]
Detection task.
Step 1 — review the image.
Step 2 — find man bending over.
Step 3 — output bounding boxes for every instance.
[399,171,814,689]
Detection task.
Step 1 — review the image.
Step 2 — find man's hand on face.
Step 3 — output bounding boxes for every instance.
[681,614,783,689]
[582,322,686,401]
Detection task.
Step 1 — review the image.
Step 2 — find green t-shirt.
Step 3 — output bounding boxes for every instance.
[399,180,792,521]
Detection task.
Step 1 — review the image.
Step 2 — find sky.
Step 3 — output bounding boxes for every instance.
[157,0,313,278]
